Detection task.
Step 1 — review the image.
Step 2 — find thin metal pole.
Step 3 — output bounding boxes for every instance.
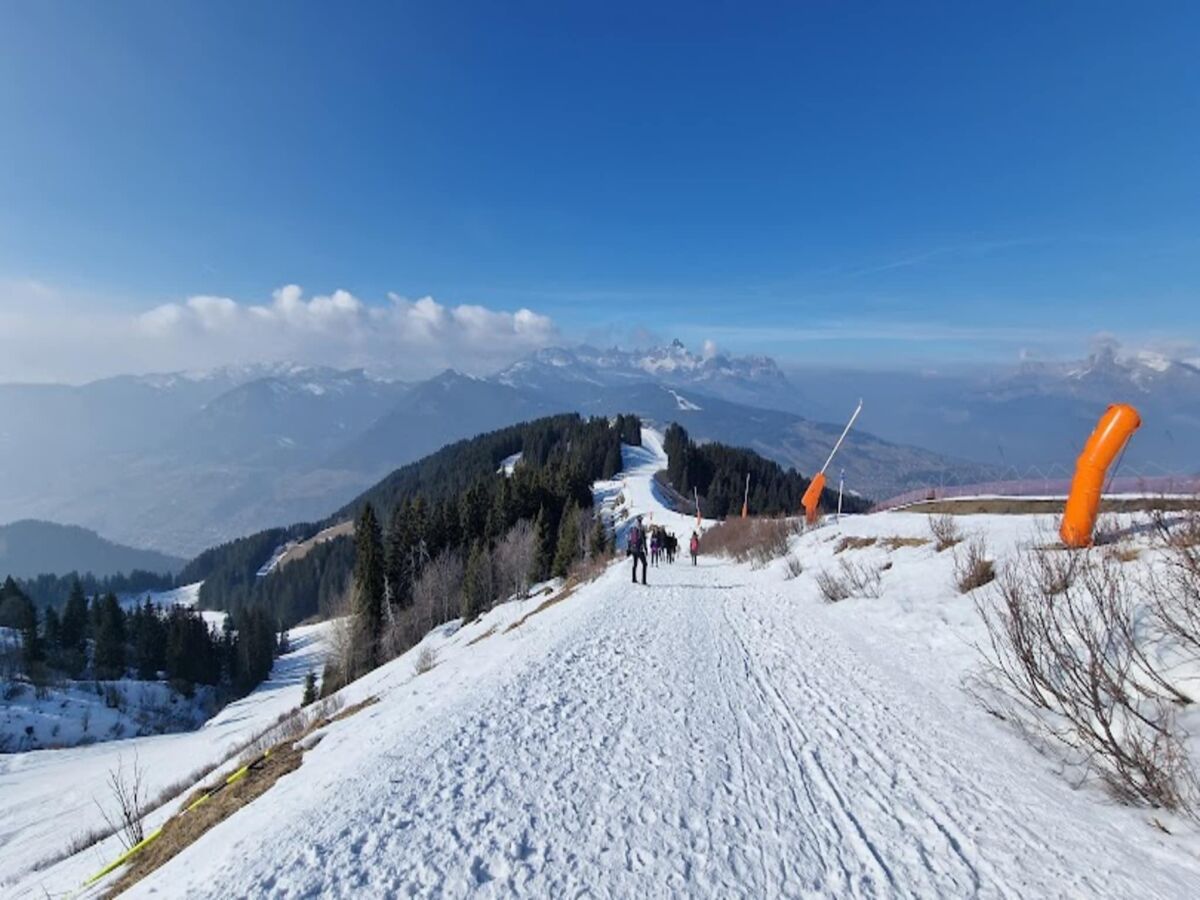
[821,399,863,475]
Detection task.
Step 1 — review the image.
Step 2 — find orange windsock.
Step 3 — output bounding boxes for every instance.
[1060,403,1141,548]
[802,472,826,525]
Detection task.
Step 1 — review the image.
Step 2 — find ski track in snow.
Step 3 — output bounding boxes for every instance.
[121,432,1200,899]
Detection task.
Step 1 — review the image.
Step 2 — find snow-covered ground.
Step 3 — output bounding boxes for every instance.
[10,427,1200,897]
[0,620,330,891]
[0,676,219,754]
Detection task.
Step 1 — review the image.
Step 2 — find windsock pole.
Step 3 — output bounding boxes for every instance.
[741,473,750,519]
[802,399,863,525]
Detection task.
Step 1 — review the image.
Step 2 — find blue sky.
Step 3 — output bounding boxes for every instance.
[1,1,1197,380]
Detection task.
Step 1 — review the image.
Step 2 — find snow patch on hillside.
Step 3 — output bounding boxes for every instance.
[497,452,523,476]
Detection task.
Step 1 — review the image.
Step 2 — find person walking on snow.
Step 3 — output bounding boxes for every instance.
[628,517,648,584]
[690,530,700,566]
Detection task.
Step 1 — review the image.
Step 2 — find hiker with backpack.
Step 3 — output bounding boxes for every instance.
[690,530,700,566]
[628,516,648,585]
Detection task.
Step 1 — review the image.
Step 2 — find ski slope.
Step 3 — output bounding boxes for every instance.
[94,430,1200,898]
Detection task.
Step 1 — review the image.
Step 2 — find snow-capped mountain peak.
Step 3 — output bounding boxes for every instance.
[494,342,794,410]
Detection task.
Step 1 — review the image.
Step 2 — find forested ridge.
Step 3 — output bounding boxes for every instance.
[661,423,870,518]
[0,576,282,699]
[191,414,642,631]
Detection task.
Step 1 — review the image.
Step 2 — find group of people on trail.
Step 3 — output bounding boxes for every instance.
[626,516,701,584]
[651,528,677,566]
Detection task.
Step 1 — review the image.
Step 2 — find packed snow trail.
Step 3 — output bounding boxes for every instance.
[126,560,1200,897]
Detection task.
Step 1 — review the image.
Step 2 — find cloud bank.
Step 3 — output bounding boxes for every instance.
[0,282,557,383]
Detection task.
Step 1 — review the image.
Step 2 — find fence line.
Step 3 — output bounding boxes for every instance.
[873,474,1200,512]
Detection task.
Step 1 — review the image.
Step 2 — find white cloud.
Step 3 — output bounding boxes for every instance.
[0,281,558,383]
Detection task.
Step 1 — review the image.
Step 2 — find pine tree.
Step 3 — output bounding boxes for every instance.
[531,507,553,584]
[352,503,385,675]
[602,442,623,479]
[134,599,165,680]
[302,671,318,706]
[57,580,89,677]
[11,592,41,669]
[461,542,492,621]
[552,502,581,578]
[43,606,62,657]
[589,517,610,560]
[93,593,126,679]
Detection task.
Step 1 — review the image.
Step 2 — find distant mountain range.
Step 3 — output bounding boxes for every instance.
[789,344,1200,474]
[495,340,798,410]
[0,520,185,579]
[3,341,1191,557]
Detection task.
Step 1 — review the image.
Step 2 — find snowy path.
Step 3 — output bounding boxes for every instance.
[128,554,1200,898]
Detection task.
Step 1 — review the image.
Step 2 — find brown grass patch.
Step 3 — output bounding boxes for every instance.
[881,536,929,551]
[505,580,582,633]
[834,536,877,554]
[466,626,497,646]
[699,517,798,566]
[1107,545,1142,563]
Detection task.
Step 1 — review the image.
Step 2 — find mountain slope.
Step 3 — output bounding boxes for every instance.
[328,370,555,475]
[0,520,185,579]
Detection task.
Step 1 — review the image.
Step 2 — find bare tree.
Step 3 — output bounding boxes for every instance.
[95,752,147,850]
[414,549,465,631]
[494,519,536,603]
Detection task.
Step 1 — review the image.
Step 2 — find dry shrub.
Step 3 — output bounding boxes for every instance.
[928,514,962,552]
[835,536,877,554]
[816,558,883,603]
[783,554,804,580]
[971,545,1198,815]
[954,537,996,593]
[699,517,798,567]
[1148,509,1200,659]
[815,568,851,603]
